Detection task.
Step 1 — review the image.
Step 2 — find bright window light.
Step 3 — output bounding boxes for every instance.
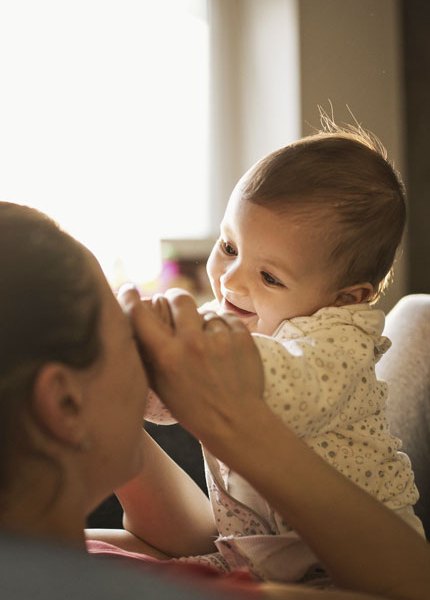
[0,0,209,288]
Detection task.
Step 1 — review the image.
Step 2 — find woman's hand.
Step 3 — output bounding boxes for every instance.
[118,286,265,455]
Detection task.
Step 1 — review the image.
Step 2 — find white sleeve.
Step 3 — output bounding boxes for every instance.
[144,390,178,425]
[252,326,374,437]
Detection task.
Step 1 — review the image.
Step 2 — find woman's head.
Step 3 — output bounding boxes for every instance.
[0,202,101,477]
[0,202,102,374]
[0,203,147,521]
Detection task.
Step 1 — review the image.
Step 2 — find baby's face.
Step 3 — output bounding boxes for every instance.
[206,188,342,335]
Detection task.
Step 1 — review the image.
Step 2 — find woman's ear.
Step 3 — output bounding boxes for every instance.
[334,282,374,307]
[32,364,87,449]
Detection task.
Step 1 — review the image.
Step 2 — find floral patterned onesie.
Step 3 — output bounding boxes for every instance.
[144,303,423,582]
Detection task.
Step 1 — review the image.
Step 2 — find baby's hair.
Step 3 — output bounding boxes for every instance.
[240,120,406,301]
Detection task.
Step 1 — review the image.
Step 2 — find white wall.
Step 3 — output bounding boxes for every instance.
[235,0,301,170]
[208,0,300,228]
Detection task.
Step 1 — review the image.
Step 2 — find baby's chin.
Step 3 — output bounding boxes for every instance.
[242,316,274,336]
[227,311,257,331]
[216,298,277,335]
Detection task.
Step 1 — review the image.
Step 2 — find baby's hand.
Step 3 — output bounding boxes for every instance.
[117,284,174,331]
[151,292,174,328]
[116,285,178,425]
[198,297,219,315]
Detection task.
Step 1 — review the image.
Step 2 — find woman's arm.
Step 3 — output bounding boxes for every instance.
[113,429,216,558]
[224,402,430,600]
[122,287,430,600]
[87,429,215,558]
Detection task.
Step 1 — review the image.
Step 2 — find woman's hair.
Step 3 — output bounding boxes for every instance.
[0,202,103,486]
[241,125,406,300]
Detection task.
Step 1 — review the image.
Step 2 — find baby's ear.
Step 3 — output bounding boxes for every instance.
[334,283,374,306]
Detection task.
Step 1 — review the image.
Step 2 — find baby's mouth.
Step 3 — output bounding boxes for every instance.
[223,298,256,318]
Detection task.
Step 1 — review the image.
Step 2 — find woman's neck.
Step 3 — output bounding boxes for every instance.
[0,512,86,549]
[0,462,87,550]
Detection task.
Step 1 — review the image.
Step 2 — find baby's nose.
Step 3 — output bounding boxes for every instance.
[221,263,248,295]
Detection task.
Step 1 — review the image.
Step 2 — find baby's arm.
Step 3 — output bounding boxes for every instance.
[251,334,331,435]
[251,326,374,436]
[145,389,177,424]
[224,330,369,529]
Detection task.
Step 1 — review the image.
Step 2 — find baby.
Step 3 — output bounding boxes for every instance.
[145,125,424,583]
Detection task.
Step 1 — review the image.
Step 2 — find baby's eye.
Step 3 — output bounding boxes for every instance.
[261,271,284,287]
[220,239,237,256]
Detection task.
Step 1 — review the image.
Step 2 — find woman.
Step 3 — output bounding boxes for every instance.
[0,202,148,545]
[0,201,428,600]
